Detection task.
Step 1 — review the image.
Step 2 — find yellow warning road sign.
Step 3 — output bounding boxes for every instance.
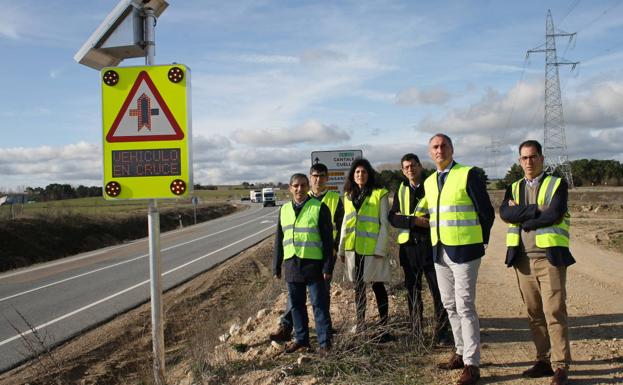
[101,64,192,200]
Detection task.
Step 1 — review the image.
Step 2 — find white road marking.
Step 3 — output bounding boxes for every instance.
[0,209,278,302]
[0,224,275,348]
[0,205,268,281]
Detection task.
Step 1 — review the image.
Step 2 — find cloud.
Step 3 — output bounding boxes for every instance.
[0,142,102,188]
[0,3,27,40]
[232,120,350,146]
[230,54,299,65]
[409,78,623,177]
[300,49,348,64]
[566,81,623,128]
[396,86,452,105]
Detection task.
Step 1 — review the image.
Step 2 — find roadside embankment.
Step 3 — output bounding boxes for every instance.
[0,203,239,272]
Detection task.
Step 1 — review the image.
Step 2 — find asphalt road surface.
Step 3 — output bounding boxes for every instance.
[0,203,278,372]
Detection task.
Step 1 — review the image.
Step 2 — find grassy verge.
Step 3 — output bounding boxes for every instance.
[0,203,237,272]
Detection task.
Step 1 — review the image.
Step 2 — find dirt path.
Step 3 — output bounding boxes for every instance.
[430,216,623,385]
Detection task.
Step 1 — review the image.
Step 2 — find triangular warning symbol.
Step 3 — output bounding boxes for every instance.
[107,71,184,142]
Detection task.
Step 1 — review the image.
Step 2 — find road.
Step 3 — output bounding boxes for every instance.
[0,203,279,372]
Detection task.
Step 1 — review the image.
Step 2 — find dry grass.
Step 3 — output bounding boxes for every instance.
[186,228,440,385]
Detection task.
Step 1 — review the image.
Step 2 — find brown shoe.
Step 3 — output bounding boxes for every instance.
[437,353,464,370]
[522,361,554,378]
[269,324,292,342]
[457,365,480,385]
[550,368,568,385]
[284,340,311,353]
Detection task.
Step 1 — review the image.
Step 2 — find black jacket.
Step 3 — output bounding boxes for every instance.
[499,175,575,267]
[430,162,495,264]
[388,181,433,268]
[273,196,335,282]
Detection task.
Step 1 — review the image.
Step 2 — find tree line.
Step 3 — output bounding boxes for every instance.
[10,158,621,203]
[24,184,103,202]
[496,159,623,189]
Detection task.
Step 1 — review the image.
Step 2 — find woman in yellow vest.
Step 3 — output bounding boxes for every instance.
[338,158,392,341]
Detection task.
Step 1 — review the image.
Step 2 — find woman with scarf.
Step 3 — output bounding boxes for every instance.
[338,158,392,342]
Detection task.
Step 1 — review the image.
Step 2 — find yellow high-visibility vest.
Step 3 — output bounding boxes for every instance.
[506,175,570,248]
[343,188,388,255]
[423,164,483,246]
[280,199,323,260]
[396,183,412,244]
[310,190,340,240]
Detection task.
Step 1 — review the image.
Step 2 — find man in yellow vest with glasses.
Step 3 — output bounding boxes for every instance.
[270,163,343,341]
[273,173,335,353]
[425,134,494,385]
[500,140,574,385]
[388,153,450,345]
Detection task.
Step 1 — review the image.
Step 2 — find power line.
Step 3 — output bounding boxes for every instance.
[558,0,582,25]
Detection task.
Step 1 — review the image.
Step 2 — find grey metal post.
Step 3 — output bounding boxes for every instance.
[144,7,165,385]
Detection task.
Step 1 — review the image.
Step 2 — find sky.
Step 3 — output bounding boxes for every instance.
[1,0,622,191]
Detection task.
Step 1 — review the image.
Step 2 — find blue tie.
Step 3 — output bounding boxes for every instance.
[437,172,448,191]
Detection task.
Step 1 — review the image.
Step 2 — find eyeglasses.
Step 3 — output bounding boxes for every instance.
[519,154,540,162]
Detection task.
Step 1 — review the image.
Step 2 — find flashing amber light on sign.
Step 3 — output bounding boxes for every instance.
[168,67,184,83]
[103,70,119,86]
[105,181,121,197]
[170,179,186,195]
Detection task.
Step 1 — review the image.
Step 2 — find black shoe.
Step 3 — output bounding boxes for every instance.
[378,332,396,343]
[435,330,454,347]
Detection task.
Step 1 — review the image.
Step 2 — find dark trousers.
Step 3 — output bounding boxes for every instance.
[281,279,332,330]
[403,259,449,336]
[287,280,331,347]
[354,254,388,328]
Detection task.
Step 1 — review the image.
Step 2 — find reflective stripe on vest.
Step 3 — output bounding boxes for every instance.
[396,183,412,244]
[506,175,570,248]
[280,199,323,260]
[343,188,389,254]
[423,164,483,246]
[310,190,341,240]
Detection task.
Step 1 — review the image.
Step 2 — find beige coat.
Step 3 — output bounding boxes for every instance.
[338,194,391,283]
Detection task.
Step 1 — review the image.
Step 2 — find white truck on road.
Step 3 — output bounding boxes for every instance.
[262,188,276,207]
[250,190,262,203]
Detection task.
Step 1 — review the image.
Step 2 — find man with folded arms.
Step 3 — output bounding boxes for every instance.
[500,140,574,385]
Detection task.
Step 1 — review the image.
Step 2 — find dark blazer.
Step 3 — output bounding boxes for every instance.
[499,175,575,267]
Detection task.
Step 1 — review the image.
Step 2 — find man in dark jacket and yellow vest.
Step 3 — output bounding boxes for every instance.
[424,134,494,385]
[388,153,450,345]
[273,173,335,352]
[500,140,574,385]
[270,163,343,341]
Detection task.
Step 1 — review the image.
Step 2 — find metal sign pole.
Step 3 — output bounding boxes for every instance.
[144,7,165,385]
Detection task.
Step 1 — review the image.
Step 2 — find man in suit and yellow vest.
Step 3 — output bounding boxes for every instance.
[500,140,574,385]
[270,163,343,341]
[272,173,335,353]
[424,134,494,385]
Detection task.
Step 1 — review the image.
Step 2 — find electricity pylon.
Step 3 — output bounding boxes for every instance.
[485,139,501,179]
[527,9,578,188]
